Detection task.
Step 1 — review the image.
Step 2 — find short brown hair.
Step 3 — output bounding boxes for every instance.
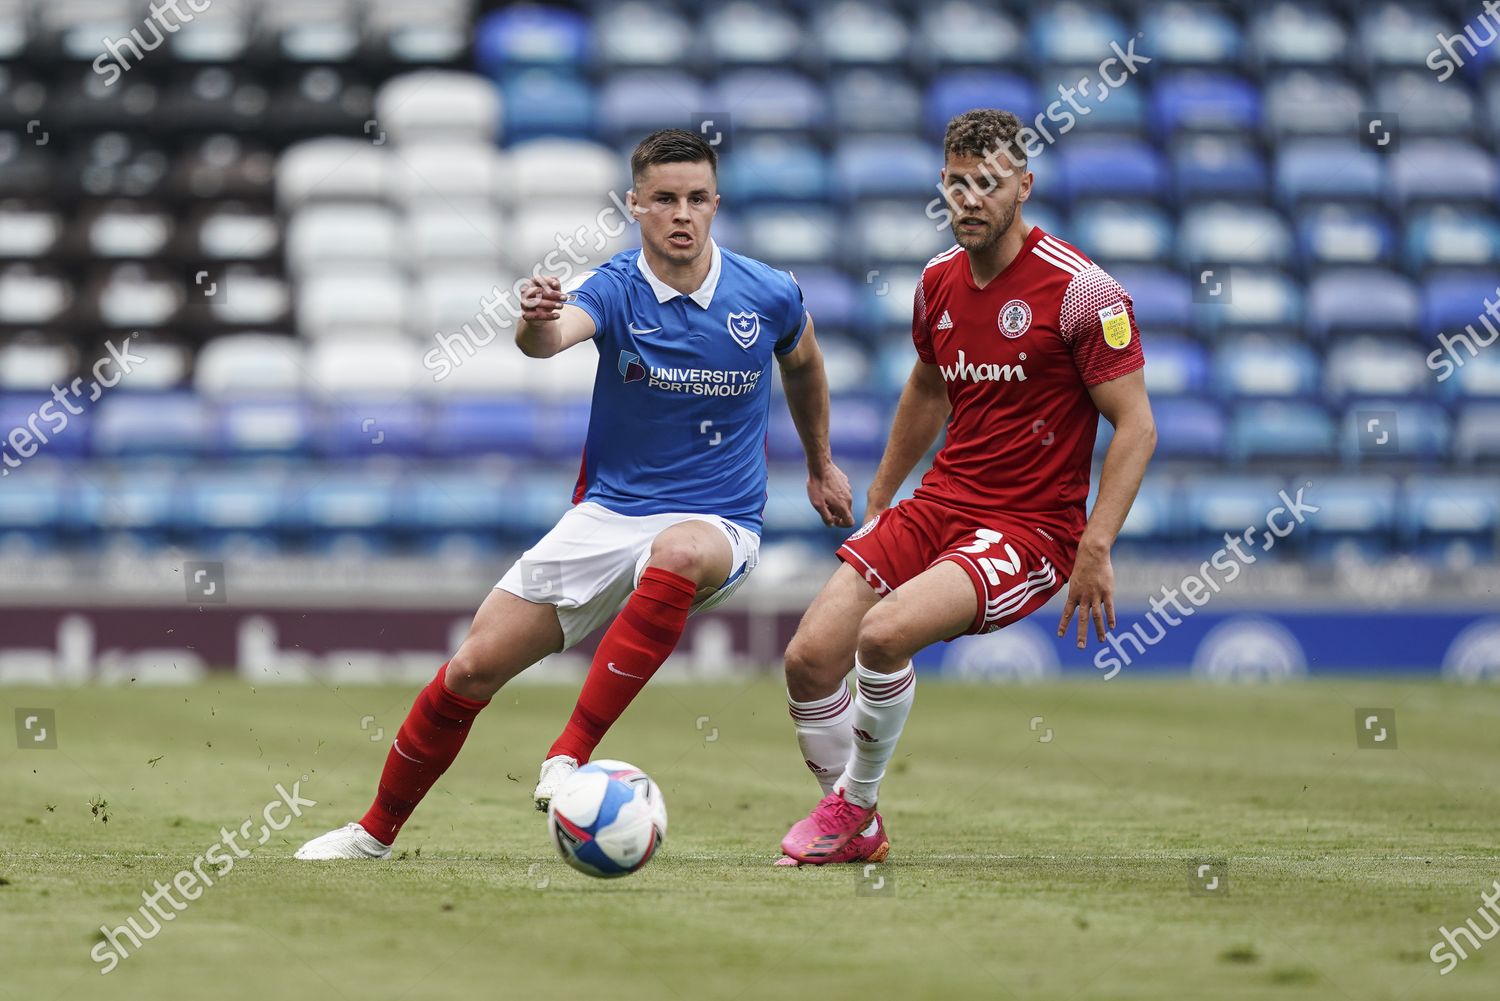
[943,109,1027,168]
[630,128,718,185]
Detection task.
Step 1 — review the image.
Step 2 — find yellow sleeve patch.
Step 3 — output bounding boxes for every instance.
[1098,301,1131,350]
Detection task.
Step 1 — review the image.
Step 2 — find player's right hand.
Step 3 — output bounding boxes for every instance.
[519,275,568,323]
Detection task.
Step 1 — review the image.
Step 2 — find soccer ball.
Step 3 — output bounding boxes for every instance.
[546,759,667,878]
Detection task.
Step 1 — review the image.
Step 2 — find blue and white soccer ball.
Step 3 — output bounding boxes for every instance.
[546,759,668,878]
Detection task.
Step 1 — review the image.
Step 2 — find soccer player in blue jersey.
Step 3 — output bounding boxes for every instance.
[296,129,852,859]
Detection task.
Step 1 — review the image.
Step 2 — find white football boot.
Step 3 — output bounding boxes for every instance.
[294,822,392,860]
[533,754,579,812]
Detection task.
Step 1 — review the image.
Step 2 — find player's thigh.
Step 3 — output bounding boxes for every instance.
[643,518,735,599]
[785,561,884,699]
[447,588,565,699]
[857,561,978,668]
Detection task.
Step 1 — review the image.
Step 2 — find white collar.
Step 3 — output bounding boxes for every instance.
[636,241,722,308]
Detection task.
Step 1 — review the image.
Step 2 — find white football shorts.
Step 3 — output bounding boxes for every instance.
[496,501,761,649]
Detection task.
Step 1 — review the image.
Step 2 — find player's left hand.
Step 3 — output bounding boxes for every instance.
[806,462,854,528]
[1057,541,1115,649]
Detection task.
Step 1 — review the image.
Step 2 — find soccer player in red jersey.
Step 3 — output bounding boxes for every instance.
[779,109,1157,865]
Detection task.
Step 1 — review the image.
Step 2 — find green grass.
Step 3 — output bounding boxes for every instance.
[3,678,1499,1000]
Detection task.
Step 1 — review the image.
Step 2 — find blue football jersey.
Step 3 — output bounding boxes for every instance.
[563,242,806,534]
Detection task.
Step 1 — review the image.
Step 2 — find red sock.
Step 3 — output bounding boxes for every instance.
[359,664,488,845]
[548,566,698,763]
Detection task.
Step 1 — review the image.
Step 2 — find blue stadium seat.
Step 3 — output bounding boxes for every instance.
[1274,140,1383,206]
[1401,476,1500,562]
[1339,401,1452,462]
[832,137,933,201]
[1404,207,1500,273]
[1444,349,1500,401]
[216,399,314,457]
[1455,403,1500,462]
[92,393,212,457]
[591,3,694,73]
[1324,338,1433,401]
[1357,5,1451,72]
[1029,5,1131,65]
[0,392,92,462]
[1069,201,1173,264]
[182,470,289,550]
[0,467,67,549]
[1140,5,1242,66]
[533,401,591,462]
[1113,477,1183,552]
[1212,336,1321,400]
[1263,71,1366,137]
[1228,402,1336,462]
[916,2,1024,70]
[501,71,594,141]
[314,401,428,458]
[1171,136,1267,199]
[1391,142,1498,208]
[828,396,890,463]
[829,70,923,136]
[596,72,706,140]
[474,7,590,74]
[1150,73,1260,136]
[1153,397,1228,459]
[811,2,911,68]
[1423,272,1500,338]
[1058,138,1166,199]
[1179,474,1289,545]
[429,400,539,459]
[849,202,952,268]
[1296,204,1395,268]
[793,268,860,333]
[1178,202,1293,266]
[1141,336,1208,397]
[703,3,803,68]
[706,71,827,136]
[95,470,183,546]
[1249,4,1349,70]
[1305,270,1420,340]
[1297,474,1400,558]
[740,206,841,266]
[1032,65,1146,133]
[508,472,585,537]
[1374,71,1478,137]
[1109,267,1191,332]
[403,471,512,541]
[295,473,401,555]
[1198,268,1303,333]
[925,72,1037,139]
[723,138,829,203]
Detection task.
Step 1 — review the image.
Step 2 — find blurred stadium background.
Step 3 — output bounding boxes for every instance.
[1,0,1498,685]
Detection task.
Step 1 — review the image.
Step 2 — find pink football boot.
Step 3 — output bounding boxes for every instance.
[779,789,878,864]
[774,811,889,867]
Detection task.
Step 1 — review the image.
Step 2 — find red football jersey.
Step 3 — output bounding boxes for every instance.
[910,225,1145,543]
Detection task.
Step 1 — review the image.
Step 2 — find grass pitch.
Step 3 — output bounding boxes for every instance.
[3,677,1499,1001]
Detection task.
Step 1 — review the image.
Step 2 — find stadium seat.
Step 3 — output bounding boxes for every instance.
[706,71,827,137]
[1141,336,1208,397]
[1029,5,1131,65]
[1179,474,1290,545]
[1171,136,1267,199]
[1150,73,1260,136]
[286,204,402,272]
[916,2,1024,69]
[1152,397,1228,459]
[1338,400,1452,463]
[1140,4,1242,66]
[703,3,803,68]
[376,70,502,145]
[0,338,74,390]
[1228,401,1336,462]
[1212,336,1321,400]
[1422,272,1500,338]
[92,392,212,457]
[1390,142,1498,208]
[1305,270,1420,340]
[182,470,291,548]
[791,268,860,333]
[831,137,933,201]
[723,138,829,203]
[811,2,911,68]
[1178,202,1293,266]
[1296,474,1400,559]
[1445,349,1500,401]
[1263,71,1365,137]
[1058,138,1166,200]
[1404,207,1500,273]
[1296,204,1395,268]
[196,334,305,396]
[596,72,706,141]
[740,207,841,267]
[1374,72,1478,137]
[1357,4,1451,72]
[500,71,595,142]
[1401,476,1500,563]
[405,204,505,267]
[925,73,1037,138]
[508,138,621,202]
[1109,267,1192,333]
[849,201,953,268]
[296,269,409,340]
[829,70,923,137]
[1070,201,1174,264]
[215,398,314,456]
[592,3,694,72]
[1249,3,1349,70]
[1454,403,1500,462]
[389,142,508,207]
[1324,338,1433,400]
[474,6,590,74]
[1274,140,1383,207]
[277,138,390,207]
[305,339,421,395]
[1198,268,1303,333]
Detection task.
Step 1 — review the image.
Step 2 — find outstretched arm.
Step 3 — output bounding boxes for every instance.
[1057,368,1156,648]
[776,315,854,528]
[516,276,598,358]
[864,359,950,522]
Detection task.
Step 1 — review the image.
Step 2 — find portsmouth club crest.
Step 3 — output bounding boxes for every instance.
[618,349,646,383]
[999,299,1031,339]
[726,310,761,349]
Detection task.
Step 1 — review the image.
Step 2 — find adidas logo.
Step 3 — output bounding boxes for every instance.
[936,310,953,330]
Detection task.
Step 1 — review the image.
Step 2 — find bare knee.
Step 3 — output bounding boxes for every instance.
[645,538,708,582]
[444,639,510,700]
[784,632,846,702]
[856,606,912,672]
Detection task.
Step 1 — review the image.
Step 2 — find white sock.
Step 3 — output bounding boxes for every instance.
[787,685,854,796]
[836,658,915,808]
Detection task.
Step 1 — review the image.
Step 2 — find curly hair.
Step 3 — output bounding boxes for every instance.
[943,109,1028,169]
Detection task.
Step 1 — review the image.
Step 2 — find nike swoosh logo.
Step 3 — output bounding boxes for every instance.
[606,662,645,680]
[627,323,661,335]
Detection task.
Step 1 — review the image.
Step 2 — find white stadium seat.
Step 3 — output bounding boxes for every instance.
[277,137,391,208]
[375,70,502,145]
[195,334,307,396]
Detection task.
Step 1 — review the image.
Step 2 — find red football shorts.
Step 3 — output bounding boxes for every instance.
[836,496,1074,637]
